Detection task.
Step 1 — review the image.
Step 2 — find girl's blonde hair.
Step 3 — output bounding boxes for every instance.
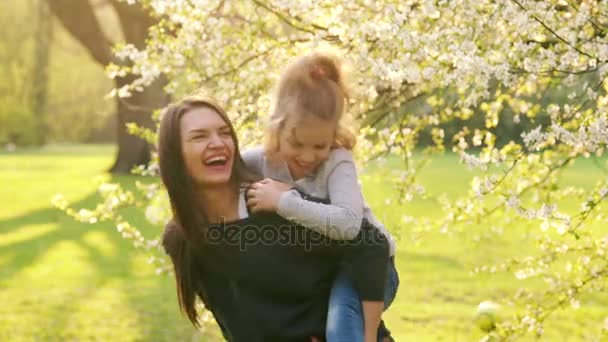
[265,52,357,158]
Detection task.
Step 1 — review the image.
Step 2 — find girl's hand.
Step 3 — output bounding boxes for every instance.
[246,178,292,213]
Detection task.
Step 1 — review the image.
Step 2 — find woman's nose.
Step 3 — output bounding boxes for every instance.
[208,133,223,147]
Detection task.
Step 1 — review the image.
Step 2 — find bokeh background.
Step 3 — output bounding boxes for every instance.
[1,1,607,341]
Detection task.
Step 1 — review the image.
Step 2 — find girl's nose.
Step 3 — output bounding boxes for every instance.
[300,152,315,163]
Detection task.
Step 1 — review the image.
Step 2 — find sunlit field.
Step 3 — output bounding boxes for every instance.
[0,145,606,341]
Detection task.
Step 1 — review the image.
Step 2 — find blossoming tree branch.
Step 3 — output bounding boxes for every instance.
[54,0,608,340]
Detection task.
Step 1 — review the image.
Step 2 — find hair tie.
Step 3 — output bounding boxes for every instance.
[311,65,326,79]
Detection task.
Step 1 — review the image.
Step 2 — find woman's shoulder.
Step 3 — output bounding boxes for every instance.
[161,219,184,255]
[241,146,265,161]
[241,146,266,173]
[163,219,179,235]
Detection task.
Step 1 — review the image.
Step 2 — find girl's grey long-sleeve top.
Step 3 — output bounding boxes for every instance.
[242,147,396,255]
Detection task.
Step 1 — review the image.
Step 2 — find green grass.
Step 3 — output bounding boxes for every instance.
[360,154,608,341]
[0,145,606,341]
[0,145,212,341]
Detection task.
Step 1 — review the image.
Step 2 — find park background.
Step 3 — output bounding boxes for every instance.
[1,1,607,341]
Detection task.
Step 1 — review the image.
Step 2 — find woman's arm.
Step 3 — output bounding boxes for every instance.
[197,269,259,341]
[342,220,390,302]
[162,221,257,341]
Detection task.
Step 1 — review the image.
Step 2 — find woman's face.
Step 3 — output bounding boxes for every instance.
[180,106,235,186]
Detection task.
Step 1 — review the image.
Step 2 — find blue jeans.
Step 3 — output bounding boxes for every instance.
[326,257,399,342]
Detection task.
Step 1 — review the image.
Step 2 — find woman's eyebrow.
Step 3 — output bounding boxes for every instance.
[188,128,208,135]
[188,124,230,135]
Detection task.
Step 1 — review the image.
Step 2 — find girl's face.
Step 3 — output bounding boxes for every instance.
[278,115,335,179]
[180,107,235,186]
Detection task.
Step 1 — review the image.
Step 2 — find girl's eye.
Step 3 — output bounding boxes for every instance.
[315,144,327,150]
[220,130,232,137]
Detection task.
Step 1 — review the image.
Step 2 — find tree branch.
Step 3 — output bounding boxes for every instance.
[109,0,157,49]
[46,0,114,65]
[509,67,599,76]
[511,0,596,59]
[249,0,316,35]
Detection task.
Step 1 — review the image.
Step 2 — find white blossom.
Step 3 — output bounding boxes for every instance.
[86,1,608,338]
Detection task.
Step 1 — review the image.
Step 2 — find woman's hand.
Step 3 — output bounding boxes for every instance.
[246,178,292,213]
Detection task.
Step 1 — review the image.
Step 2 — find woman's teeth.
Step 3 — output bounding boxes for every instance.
[205,156,227,166]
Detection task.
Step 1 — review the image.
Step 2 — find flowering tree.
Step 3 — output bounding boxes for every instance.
[55,0,608,340]
[47,0,169,173]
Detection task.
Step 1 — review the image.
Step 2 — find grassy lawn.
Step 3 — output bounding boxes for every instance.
[0,144,606,341]
[361,153,608,341]
[0,145,210,341]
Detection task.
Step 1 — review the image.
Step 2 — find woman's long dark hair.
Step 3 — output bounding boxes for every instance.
[157,95,255,326]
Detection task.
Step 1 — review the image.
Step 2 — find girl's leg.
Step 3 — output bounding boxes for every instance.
[362,301,384,342]
[326,267,364,342]
[327,258,400,342]
[384,257,400,308]
[377,257,400,342]
[326,266,385,342]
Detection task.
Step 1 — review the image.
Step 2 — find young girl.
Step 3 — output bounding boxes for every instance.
[243,53,399,342]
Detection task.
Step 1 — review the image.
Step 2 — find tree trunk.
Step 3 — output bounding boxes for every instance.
[46,0,113,65]
[108,0,168,173]
[46,0,168,173]
[32,0,53,145]
[110,75,169,173]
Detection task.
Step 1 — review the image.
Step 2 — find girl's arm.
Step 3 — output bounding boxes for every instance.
[275,158,365,240]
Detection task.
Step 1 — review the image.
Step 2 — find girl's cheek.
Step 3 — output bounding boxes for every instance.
[278,145,290,156]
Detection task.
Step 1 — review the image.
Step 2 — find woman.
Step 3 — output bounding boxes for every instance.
[158,95,390,341]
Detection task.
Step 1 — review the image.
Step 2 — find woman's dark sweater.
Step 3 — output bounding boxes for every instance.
[162,211,389,341]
